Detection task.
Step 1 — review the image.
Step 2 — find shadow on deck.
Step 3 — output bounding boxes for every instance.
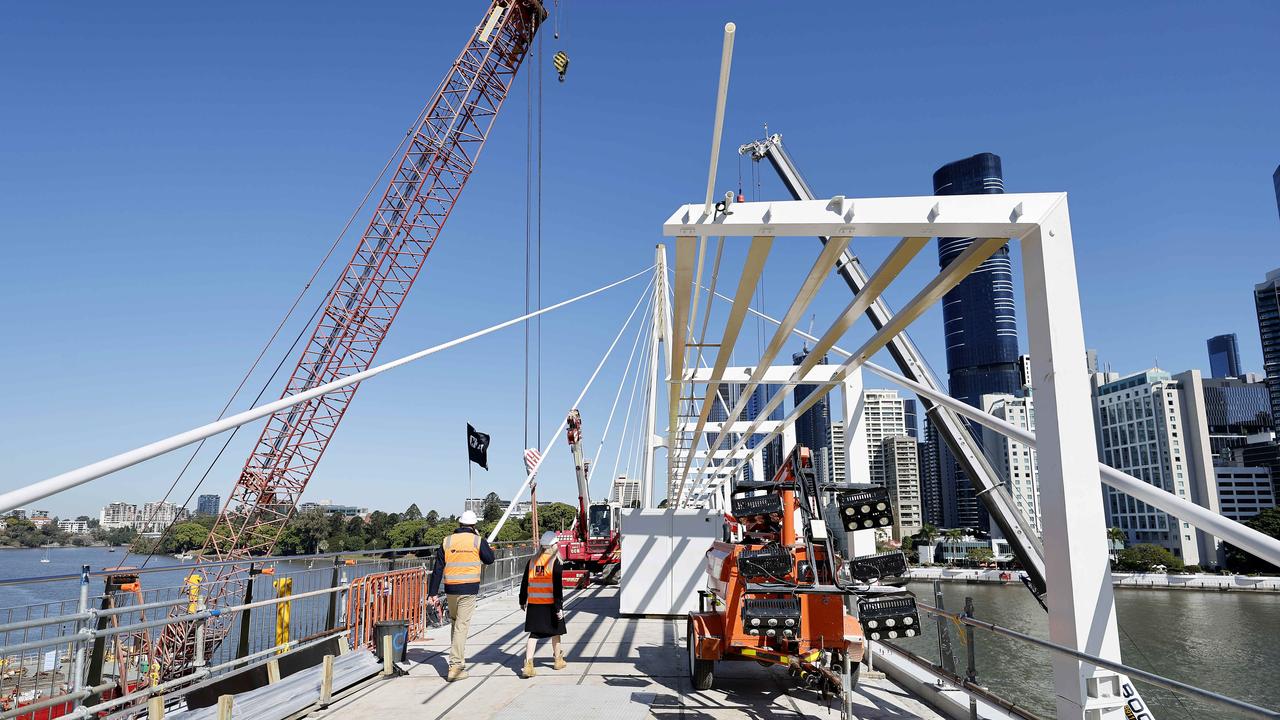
[307,586,942,719]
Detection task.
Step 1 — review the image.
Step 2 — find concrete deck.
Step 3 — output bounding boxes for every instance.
[309,586,945,719]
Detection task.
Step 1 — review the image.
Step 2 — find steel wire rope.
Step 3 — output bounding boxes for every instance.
[6,266,655,512]
[123,99,434,568]
[487,276,655,541]
[607,315,653,490]
[624,329,656,487]
[585,289,653,494]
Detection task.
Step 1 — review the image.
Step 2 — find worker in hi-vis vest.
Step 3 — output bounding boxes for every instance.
[428,510,495,681]
[518,530,567,678]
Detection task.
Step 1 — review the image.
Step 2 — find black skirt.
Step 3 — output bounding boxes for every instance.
[524,603,567,638]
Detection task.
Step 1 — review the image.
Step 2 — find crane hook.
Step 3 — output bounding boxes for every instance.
[553,50,569,82]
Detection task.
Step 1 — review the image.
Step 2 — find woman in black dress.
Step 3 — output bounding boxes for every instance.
[519,530,567,678]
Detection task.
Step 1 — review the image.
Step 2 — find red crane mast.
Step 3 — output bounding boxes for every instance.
[157,0,546,668]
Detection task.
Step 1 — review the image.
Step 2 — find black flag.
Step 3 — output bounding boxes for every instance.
[466,424,490,470]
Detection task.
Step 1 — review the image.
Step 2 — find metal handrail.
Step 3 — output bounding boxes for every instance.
[0,541,534,588]
[914,600,1280,720]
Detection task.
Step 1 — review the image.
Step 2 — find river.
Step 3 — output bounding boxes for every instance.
[897,580,1279,719]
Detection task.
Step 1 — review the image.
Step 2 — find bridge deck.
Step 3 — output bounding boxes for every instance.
[310,586,944,719]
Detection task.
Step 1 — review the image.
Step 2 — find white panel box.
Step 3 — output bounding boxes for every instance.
[620,508,721,616]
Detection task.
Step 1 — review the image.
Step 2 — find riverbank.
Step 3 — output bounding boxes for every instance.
[906,567,1280,592]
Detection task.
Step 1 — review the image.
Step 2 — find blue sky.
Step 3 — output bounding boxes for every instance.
[2,1,1278,520]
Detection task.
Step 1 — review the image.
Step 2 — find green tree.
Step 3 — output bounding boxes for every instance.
[167,522,209,552]
[388,520,429,548]
[915,524,938,545]
[403,504,423,521]
[966,547,995,565]
[424,510,441,527]
[424,521,460,547]
[533,503,579,532]
[284,509,332,555]
[1223,508,1280,573]
[1117,543,1183,572]
[481,492,504,523]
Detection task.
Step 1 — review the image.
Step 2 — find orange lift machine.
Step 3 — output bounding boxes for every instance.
[687,446,920,716]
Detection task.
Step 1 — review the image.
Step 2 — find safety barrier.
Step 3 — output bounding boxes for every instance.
[0,543,537,719]
[345,568,429,650]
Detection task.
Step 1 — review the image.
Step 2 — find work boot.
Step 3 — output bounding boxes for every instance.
[553,651,567,670]
[447,665,468,682]
[522,660,537,678]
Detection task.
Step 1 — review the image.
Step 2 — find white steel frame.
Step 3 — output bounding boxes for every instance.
[663,192,1124,719]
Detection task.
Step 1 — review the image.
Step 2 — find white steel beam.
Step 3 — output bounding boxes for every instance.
[676,236,847,503]
[667,235,697,490]
[1021,199,1125,719]
[663,193,1062,240]
[677,421,783,434]
[692,236,1006,498]
[685,236,927,500]
[684,364,850,385]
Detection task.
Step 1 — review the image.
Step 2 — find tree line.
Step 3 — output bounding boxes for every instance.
[129,493,581,557]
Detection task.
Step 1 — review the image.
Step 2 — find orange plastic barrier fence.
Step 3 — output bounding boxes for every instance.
[346,567,430,649]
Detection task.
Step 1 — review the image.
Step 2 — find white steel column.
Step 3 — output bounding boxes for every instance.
[842,371,868,486]
[643,245,669,508]
[1022,199,1125,720]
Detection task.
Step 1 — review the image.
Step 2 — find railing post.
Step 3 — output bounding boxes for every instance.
[933,581,956,675]
[964,596,978,720]
[327,556,341,631]
[319,654,335,707]
[147,695,165,719]
[237,563,256,660]
[70,564,91,708]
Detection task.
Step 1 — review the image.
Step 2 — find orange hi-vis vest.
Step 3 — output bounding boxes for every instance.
[442,532,482,588]
[527,554,556,605]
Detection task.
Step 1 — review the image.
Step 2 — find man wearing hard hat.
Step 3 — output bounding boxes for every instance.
[428,510,495,681]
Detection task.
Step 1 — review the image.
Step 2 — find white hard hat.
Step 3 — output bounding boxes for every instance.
[459,510,479,525]
[540,530,559,547]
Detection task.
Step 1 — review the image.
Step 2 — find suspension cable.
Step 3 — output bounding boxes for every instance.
[586,289,653,493]
[3,267,654,514]
[487,276,654,541]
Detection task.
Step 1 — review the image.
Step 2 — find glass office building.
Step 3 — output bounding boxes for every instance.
[1254,269,1280,425]
[1206,333,1242,379]
[933,153,1022,530]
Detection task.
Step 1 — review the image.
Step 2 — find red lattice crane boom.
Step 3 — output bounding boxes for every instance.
[157,0,546,669]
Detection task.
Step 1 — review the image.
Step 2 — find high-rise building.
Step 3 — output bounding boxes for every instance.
[611,476,641,507]
[1255,269,1280,424]
[99,502,137,529]
[1093,369,1221,566]
[1213,466,1275,523]
[1238,433,1280,498]
[863,390,908,486]
[708,383,785,482]
[933,153,1021,533]
[882,435,923,539]
[196,494,221,517]
[919,423,944,527]
[903,399,919,439]
[981,394,1042,536]
[137,501,189,534]
[1206,334,1243,379]
[1200,377,1273,460]
[828,421,847,484]
[1273,165,1280,221]
[792,348,834,483]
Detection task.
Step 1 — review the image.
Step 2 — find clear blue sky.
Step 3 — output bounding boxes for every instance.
[2,1,1277,520]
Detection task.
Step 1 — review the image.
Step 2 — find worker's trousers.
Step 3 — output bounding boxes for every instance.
[446,594,477,668]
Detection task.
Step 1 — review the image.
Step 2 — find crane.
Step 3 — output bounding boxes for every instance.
[558,409,621,587]
[156,0,548,671]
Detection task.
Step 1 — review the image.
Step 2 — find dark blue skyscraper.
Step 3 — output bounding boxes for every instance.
[933,153,1021,530]
[1273,165,1279,221]
[1207,333,1242,379]
[792,347,833,482]
[708,382,784,482]
[903,399,919,439]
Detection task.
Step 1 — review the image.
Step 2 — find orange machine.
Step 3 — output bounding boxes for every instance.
[687,445,919,713]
